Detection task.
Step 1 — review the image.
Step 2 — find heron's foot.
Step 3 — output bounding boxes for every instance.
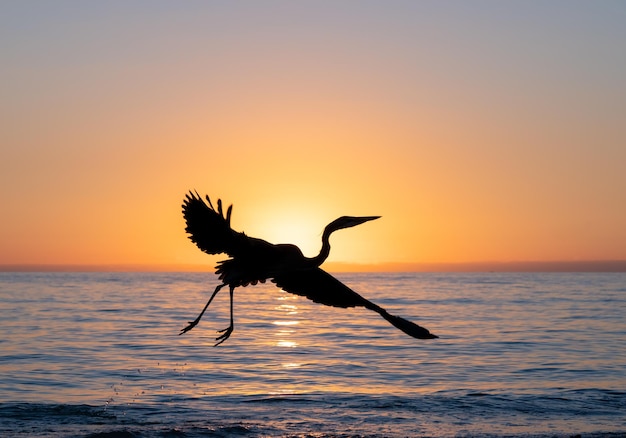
[214,324,234,347]
[179,317,201,335]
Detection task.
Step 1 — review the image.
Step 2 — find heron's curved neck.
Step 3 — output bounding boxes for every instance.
[308,228,333,267]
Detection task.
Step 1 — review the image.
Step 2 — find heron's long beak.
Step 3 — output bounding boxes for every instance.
[346,216,381,227]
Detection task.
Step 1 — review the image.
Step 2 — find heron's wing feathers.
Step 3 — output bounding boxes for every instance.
[182,191,251,257]
[272,268,369,308]
[272,267,438,340]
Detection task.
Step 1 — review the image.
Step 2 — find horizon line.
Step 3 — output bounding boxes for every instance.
[1,260,625,273]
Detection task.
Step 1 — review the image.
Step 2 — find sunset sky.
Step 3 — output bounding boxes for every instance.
[2,2,625,271]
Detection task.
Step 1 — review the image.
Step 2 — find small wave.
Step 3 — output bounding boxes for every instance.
[85,431,138,438]
[0,402,115,421]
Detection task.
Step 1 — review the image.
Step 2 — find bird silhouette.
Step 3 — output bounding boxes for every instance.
[180,191,437,346]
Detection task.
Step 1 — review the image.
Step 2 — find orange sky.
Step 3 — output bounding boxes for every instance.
[1,3,625,270]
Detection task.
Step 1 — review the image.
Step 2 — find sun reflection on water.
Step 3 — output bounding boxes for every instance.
[273,295,301,350]
[276,340,298,348]
[274,303,299,314]
[272,320,299,326]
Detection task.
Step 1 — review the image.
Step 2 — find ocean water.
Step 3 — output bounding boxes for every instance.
[0,272,624,437]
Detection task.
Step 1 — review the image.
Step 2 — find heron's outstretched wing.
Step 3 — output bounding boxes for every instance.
[272,268,438,340]
[272,268,371,308]
[182,191,251,257]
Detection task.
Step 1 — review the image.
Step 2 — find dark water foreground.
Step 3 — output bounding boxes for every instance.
[1,390,625,437]
[1,272,624,437]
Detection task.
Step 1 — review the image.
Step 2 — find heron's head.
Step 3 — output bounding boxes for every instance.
[325,215,380,235]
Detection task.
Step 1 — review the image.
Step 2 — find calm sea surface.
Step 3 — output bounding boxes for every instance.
[0,272,624,437]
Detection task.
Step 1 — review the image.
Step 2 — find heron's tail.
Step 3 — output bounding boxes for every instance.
[365,302,438,340]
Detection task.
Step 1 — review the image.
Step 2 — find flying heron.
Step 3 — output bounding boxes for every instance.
[180,191,437,345]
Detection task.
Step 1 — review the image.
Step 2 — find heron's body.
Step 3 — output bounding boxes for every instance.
[181,191,437,345]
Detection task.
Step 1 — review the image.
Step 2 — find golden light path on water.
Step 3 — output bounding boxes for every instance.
[274,298,301,364]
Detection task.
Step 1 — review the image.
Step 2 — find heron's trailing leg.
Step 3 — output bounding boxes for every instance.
[179,283,226,335]
[214,286,235,347]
